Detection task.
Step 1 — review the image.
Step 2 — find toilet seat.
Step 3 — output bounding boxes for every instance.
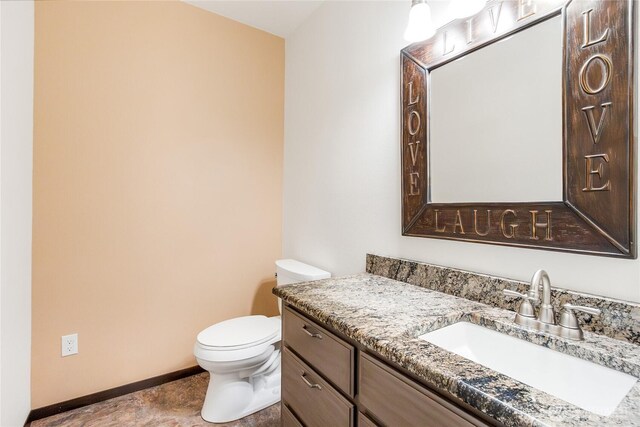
[195,316,281,362]
[197,315,279,351]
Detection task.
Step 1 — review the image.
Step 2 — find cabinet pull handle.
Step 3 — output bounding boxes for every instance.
[302,325,322,339]
[300,372,322,390]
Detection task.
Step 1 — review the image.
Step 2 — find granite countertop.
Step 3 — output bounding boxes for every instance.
[273,273,640,427]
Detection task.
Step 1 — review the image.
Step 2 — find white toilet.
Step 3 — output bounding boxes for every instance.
[194,259,330,423]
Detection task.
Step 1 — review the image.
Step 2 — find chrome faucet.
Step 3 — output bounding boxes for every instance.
[503,269,600,340]
[532,269,556,327]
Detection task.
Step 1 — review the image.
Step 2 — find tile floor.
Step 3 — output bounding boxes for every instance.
[31,373,281,427]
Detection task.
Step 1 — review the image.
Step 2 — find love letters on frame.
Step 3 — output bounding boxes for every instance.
[401,0,636,258]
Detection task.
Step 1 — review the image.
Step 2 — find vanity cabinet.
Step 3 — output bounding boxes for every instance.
[282,347,354,427]
[282,306,355,427]
[358,412,379,427]
[359,353,484,426]
[282,403,303,427]
[283,306,355,397]
[282,305,497,427]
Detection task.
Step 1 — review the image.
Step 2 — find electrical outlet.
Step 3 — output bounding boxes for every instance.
[61,333,78,357]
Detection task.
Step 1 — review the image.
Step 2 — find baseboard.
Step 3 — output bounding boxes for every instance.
[24,365,204,426]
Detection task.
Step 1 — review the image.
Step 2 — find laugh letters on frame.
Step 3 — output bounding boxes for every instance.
[401,0,636,257]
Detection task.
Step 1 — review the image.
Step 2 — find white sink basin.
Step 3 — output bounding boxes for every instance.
[419,322,637,416]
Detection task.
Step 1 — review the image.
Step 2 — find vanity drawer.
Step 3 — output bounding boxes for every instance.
[282,346,354,427]
[359,353,488,427]
[283,307,355,396]
[282,403,304,427]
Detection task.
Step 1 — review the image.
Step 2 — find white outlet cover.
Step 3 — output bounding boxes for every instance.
[61,333,78,357]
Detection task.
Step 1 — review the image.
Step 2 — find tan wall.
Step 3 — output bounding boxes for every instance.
[32,1,283,408]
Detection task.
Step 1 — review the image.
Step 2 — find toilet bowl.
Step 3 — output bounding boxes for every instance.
[194,315,282,423]
[194,259,330,423]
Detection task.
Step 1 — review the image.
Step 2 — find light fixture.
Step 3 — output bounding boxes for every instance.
[404,0,436,43]
[448,0,486,19]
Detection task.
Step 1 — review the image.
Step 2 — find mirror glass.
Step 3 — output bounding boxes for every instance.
[430,15,562,203]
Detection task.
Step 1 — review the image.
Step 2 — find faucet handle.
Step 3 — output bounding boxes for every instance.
[503,289,536,318]
[503,289,530,299]
[559,303,601,330]
[563,304,601,316]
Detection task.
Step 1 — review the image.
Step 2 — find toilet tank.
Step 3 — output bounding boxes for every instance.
[275,259,331,286]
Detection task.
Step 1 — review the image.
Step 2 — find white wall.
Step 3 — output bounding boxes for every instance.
[0,0,34,424]
[283,1,640,303]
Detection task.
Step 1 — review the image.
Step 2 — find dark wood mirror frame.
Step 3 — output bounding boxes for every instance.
[401,0,636,258]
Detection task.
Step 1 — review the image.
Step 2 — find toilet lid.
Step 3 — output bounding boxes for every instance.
[197,315,279,350]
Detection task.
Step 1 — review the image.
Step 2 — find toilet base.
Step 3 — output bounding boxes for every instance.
[200,360,281,423]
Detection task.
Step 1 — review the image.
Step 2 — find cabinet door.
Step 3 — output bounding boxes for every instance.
[282,347,354,427]
[283,307,355,396]
[359,353,489,427]
[358,412,380,427]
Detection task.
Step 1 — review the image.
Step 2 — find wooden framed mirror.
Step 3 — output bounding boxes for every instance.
[401,0,636,258]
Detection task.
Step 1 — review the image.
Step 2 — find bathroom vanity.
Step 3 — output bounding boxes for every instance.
[274,255,640,427]
[281,306,493,426]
